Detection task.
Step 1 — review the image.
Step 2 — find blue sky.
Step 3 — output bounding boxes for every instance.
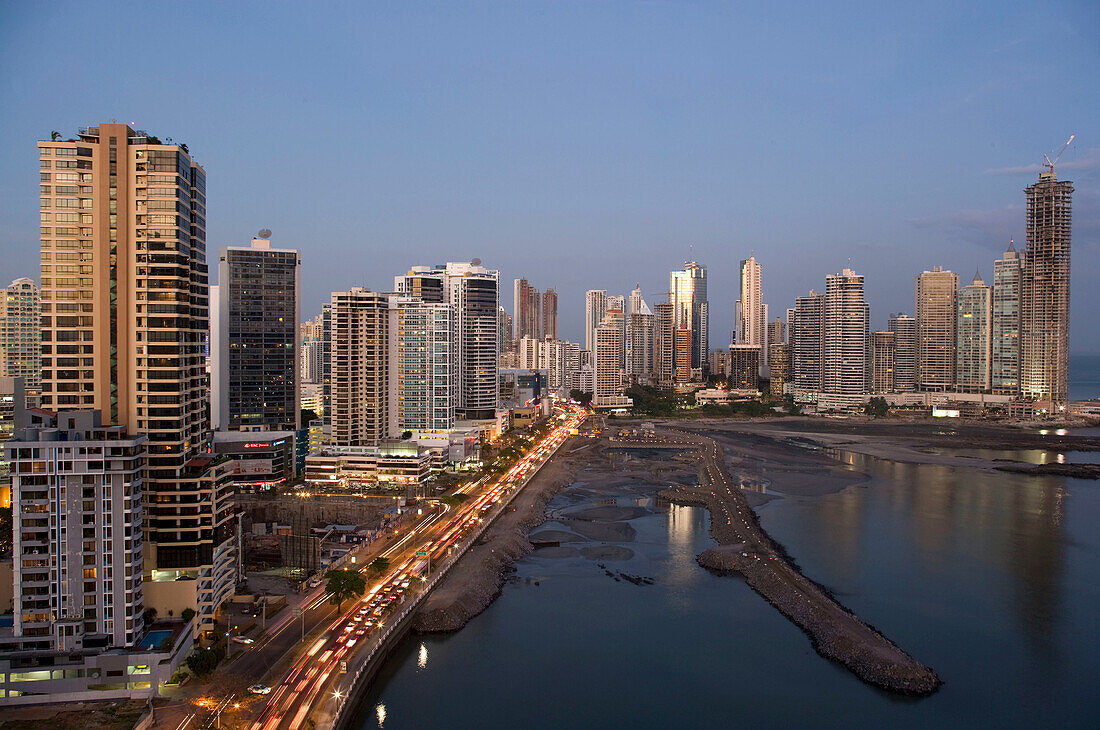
[1,0,1098,350]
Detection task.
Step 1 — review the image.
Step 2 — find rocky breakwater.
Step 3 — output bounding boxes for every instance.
[413,441,584,633]
[657,429,942,697]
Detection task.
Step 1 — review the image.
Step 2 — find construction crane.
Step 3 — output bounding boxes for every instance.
[1043,135,1075,174]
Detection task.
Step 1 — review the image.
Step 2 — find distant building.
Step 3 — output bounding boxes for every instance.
[735,257,766,351]
[791,291,825,399]
[542,288,558,340]
[628,299,656,381]
[513,278,541,340]
[823,269,868,396]
[670,262,708,371]
[0,278,40,397]
[888,313,917,392]
[674,326,693,384]
[767,317,786,347]
[708,349,730,380]
[956,270,993,392]
[594,308,631,408]
[394,299,455,431]
[584,290,607,353]
[214,235,301,432]
[992,244,1023,395]
[916,267,958,392]
[871,331,896,393]
[729,345,761,391]
[768,343,790,398]
[1020,171,1073,405]
[654,302,675,388]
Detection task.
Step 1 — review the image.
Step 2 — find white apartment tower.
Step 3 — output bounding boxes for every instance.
[992,244,1023,395]
[915,267,958,392]
[0,278,41,396]
[5,411,146,651]
[956,270,993,392]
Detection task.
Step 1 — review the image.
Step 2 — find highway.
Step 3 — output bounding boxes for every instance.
[242,405,587,730]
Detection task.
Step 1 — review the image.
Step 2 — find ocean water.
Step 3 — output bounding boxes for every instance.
[350,449,1100,729]
[1070,353,1100,401]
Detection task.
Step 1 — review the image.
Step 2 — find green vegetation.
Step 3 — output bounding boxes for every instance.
[569,389,593,407]
[301,408,320,425]
[367,557,391,576]
[185,644,224,676]
[325,569,366,612]
[181,607,196,623]
[624,385,687,416]
[441,493,471,507]
[864,396,890,418]
[401,430,413,439]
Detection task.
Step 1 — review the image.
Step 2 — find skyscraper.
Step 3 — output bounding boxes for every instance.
[768,343,790,398]
[992,244,1023,395]
[399,262,499,419]
[956,270,993,393]
[394,299,455,431]
[584,289,607,353]
[791,291,825,397]
[1020,170,1073,405]
[628,300,655,381]
[213,234,301,432]
[670,261,708,372]
[513,278,541,341]
[594,307,629,408]
[888,313,917,392]
[0,278,40,398]
[37,124,233,632]
[915,267,958,392]
[823,269,869,395]
[542,288,558,341]
[871,330,896,393]
[653,302,675,387]
[330,288,391,447]
[735,256,765,349]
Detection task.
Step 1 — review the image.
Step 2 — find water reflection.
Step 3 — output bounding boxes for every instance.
[829,449,1066,654]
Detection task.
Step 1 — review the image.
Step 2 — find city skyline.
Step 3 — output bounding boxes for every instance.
[1,2,1097,351]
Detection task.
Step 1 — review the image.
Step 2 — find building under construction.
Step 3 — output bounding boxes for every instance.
[1021,170,1073,406]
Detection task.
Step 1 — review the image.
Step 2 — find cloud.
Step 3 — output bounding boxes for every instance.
[908,205,1023,249]
[985,147,1100,176]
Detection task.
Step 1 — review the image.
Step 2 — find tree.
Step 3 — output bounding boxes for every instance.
[301,408,320,425]
[185,647,221,676]
[50,130,61,141]
[864,396,889,418]
[367,557,391,576]
[181,607,196,623]
[401,430,413,440]
[569,389,593,407]
[325,569,366,612]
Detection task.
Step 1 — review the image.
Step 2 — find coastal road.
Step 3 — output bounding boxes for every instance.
[244,406,587,730]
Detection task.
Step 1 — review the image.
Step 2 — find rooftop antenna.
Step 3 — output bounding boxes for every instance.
[1043,135,1075,174]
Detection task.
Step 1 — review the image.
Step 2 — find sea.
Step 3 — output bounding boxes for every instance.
[347,368,1100,729]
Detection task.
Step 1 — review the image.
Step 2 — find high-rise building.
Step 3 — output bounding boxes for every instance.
[674,326,693,384]
[628,301,655,381]
[915,267,958,392]
[497,305,513,355]
[992,244,1023,395]
[5,411,146,650]
[888,313,917,392]
[300,339,324,384]
[823,269,869,396]
[594,308,630,408]
[791,291,825,397]
[735,257,765,349]
[330,288,391,447]
[768,343,790,398]
[871,330,896,393]
[398,261,499,419]
[606,295,627,370]
[584,290,607,353]
[213,235,301,432]
[670,261,708,372]
[653,302,675,387]
[37,125,233,632]
[729,345,761,391]
[1021,170,1073,405]
[956,270,993,393]
[629,286,643,316]
[767,317,785,347]
[0,278,41,397]
[394,299,454,431]
[542,288,558,341]
[513,278,541,341]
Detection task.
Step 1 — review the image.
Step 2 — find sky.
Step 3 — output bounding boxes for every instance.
[1,0,1098,350]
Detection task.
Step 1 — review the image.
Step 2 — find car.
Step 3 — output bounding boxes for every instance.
[231,636,255,645]
[248,684,272,695]
[308,578,322,589]
[356,627,367,636]
[241,605,252,615]
[342,624,354,633]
